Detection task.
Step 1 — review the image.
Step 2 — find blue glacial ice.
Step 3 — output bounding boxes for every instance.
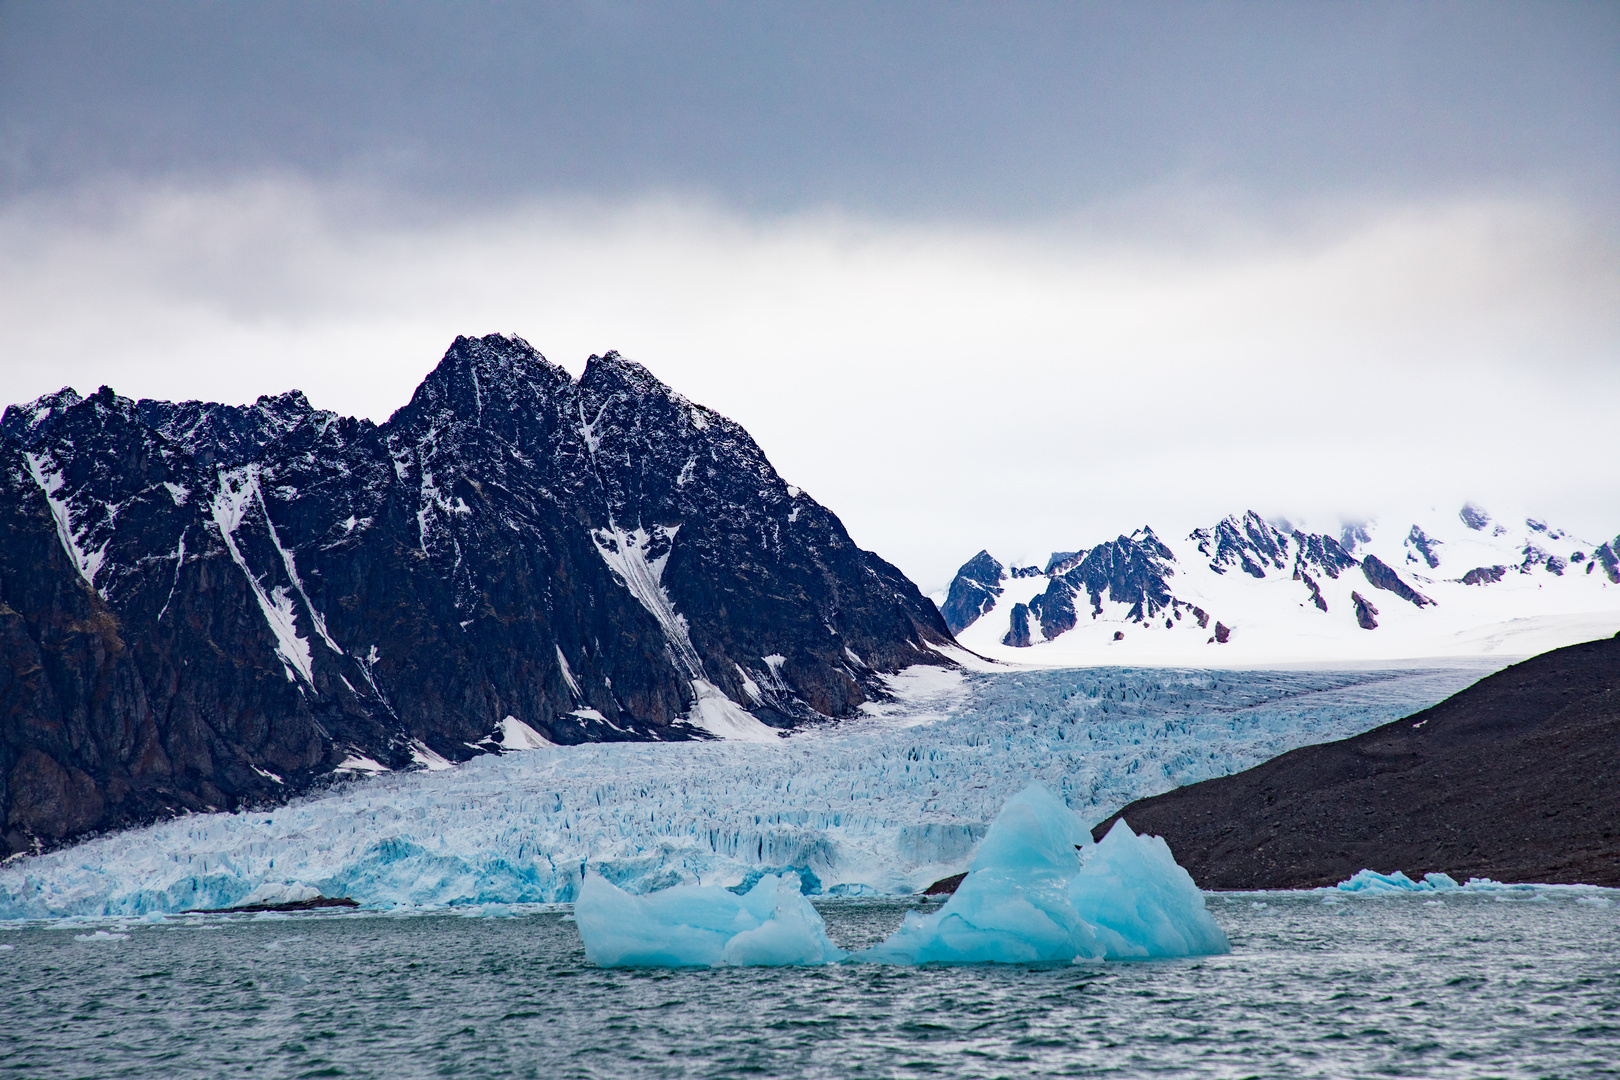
[0,664,1493,920]
[1333,869,1533,894]
[576,873,845,967]
[861,784,1228,964]
[580,784,1225,967]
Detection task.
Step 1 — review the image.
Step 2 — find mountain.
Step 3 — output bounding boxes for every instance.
[940,509,1620,663]
[0,334,956,857]
[1092,634,1620,888]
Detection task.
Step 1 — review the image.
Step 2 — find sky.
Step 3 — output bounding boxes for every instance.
[0,1,1615,590]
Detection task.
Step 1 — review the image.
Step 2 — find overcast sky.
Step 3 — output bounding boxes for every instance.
[1,1,1616,589]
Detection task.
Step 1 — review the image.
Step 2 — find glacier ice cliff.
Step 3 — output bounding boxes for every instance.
[0,664,1491,920]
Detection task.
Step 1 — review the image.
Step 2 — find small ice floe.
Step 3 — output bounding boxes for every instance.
[1575,896,1615,908]
[1335,869,1547,896]
[575,873,843,967]
[1336,869,1462,893]
[74,930,129,942]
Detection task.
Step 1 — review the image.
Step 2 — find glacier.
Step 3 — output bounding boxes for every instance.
[0,663,1495,920]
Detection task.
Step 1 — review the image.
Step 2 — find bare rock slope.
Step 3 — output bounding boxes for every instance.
[0,335,955,856]
[1093,635,1620,888]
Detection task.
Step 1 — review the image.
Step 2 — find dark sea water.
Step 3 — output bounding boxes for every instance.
[3,892,1617,1079]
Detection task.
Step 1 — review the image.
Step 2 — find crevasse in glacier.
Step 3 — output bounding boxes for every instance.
[860,783,1229,964]
[575,873,845,967]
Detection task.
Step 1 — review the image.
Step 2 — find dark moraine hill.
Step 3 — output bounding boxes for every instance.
[1094,635,1620,888]
[0,334,956,857]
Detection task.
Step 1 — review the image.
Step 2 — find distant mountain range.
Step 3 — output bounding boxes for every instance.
[0,335,955,856]
[941,509,1620,663]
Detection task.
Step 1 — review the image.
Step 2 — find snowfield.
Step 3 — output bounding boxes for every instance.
[0,662,1497,920]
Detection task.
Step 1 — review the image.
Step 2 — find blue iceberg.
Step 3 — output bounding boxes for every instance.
[574,784,1228,968]
[862,784,1229,964]
[575,872,846,967]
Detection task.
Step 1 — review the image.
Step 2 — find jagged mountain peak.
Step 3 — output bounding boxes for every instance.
[0,335,956,857]
[392,333,571,431]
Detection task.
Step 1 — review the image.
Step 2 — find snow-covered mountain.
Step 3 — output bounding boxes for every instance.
[941,509,1620,664]
[0,334,955,857]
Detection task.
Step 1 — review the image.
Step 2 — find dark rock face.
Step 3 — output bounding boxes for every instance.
[1405,525,1442,569]
[0,335,955,857]
[1460,503,1492,531]
[1290,532,1356,579]
[940,550,1004,635]
[1093,635,1620,889]
[1461,565,1507,586]
[1002,603,1033,648]
[1360,554,1433,607]
[1598,542,1620,584]
[1296,568,1327,611]
[1192,511,1286,578]
[1351,591,1379,629]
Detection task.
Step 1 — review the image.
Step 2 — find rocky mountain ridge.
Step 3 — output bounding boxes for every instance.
[0,334,956,857]
[943,508,1620,662]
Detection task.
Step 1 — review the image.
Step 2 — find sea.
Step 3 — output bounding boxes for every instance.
[4,890,1617,1079]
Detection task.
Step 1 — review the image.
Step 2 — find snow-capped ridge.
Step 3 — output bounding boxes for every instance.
[947,505,1620,664]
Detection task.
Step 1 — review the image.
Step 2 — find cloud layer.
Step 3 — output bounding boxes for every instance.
[3,182,1614,588]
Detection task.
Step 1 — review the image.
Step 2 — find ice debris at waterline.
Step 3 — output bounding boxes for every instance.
[575,784,1228,967]
[1334,869,1529,894]
[861,785,1228,964]
[576,873,845,967]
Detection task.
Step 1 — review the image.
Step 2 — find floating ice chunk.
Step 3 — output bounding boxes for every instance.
[861,783,1228,964]
[862,785,1106,964]
[575,872,844,967]
[1071,820,1232,959]
[1336,870,1461,893]
[74,930,128,942]
[240,882,322,906]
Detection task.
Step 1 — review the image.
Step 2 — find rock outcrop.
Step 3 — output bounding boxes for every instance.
[0,335,956,856]
[1093,635,1620,888]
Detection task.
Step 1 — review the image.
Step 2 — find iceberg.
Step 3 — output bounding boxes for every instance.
[1069,820,1233,959]
[862,784,1227,964]
[577,784,1227,968]
[575,872,845,967]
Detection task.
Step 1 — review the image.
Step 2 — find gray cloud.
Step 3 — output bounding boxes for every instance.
[1,182,1614,588]
[1,1,1615,218]
[1,3,1615,588]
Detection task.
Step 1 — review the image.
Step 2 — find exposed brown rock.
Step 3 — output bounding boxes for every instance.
[1092,635,1620,889]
